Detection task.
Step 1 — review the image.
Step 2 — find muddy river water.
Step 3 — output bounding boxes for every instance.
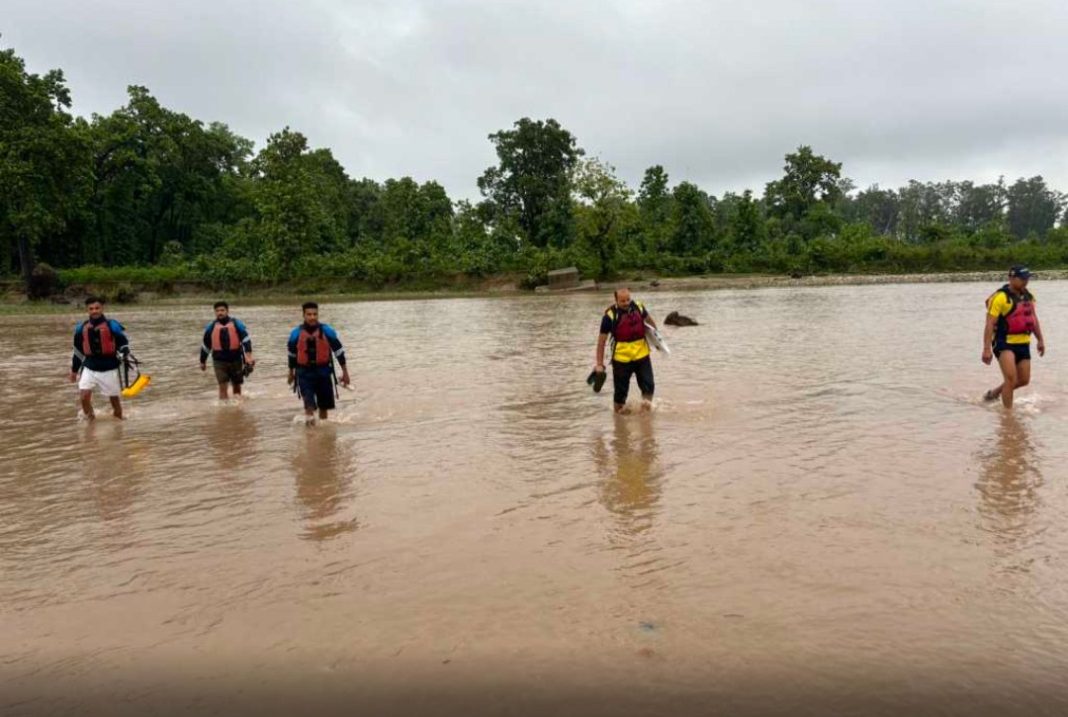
[3,282,1068,716]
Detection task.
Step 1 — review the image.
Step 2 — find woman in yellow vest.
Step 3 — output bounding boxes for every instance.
[594,288,659,413]
[982,266,1046,408]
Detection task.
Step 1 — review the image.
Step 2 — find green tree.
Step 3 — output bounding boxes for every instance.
[952,180,1004,232]
[637,165,671,253]
[764,146,843,220]
[477,117,583,249]
[0,47,91,284]
[846,185,899,236]
[764,146,843,238]
[669,181,715,255]
[1006,176,1064,240]
[248,127,347,273]
[897,180,954,243]
[729,190,765,252]
[81,87,252,266]
[573,157,634,278]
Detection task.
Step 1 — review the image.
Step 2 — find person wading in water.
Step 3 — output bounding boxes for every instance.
[594,288,659,414]
[287,302,351,424]
[69,296,131,420]
[983,266,1046,409]
[200,301,255,401]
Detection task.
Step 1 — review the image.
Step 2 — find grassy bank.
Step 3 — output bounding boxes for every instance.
[4,267,1066,316]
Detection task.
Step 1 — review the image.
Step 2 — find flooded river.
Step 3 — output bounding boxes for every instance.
[3,282,1068,716]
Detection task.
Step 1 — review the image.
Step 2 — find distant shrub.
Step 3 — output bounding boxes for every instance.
[28,262,61,299]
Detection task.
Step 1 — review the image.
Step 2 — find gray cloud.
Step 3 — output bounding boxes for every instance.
[5,0,1068,199]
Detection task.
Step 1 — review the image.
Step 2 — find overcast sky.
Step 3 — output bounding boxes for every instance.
[5,0,1068,199]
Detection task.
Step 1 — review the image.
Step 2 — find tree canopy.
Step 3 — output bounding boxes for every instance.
[3,43,1067,293]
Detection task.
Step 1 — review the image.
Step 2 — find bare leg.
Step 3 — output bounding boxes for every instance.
[233,383,242,397]
[1015,360,1031,391]
[109,396,123,420]
[80,389,95,420]
[997,351,1018,409]
[319,409,328,421]
[218,383,230,400]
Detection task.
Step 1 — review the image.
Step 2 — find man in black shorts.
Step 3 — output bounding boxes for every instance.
[982,266,1046,409]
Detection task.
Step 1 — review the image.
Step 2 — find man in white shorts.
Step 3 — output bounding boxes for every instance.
[69,296,131,420]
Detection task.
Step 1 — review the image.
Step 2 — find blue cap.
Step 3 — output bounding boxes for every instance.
[1009,265,1032,280]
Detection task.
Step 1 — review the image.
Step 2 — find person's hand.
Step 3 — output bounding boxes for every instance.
[341,370,351,387]
[247,356,256,367]
[1038,341,1046,357]
[982,347,993,365]
[68,372,78,383]
[595,364,605,373]
[200,362,207,372]
[287,370,295,385]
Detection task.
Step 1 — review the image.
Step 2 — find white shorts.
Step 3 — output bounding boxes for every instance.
[78,368,122,397]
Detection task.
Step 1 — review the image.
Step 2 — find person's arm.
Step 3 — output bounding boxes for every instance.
[237,321,254,364]
[71,325,84,380]
[325,326,350,385]
[982,308,998,365]
[287,330,297,383]
[1034,313,1046,357]
[595,333,608,371]
[200,325,212,368]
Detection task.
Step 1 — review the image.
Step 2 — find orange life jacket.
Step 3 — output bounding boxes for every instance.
[82,320,116,357]
[211,321,240,353]
[296,326,331,367]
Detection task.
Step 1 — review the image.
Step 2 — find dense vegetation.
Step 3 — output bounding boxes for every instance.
[3,44,1068,297]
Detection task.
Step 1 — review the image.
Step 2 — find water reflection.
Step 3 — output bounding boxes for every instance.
[292,426,358,541]
[206,407,259,483]
[976,413,1042,558]
[594,414,663,539]
[79,421,150,524]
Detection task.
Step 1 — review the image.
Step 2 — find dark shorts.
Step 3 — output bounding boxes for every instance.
[994,343,1031,364]
[213,359,245,386]
[612,356,655,405]
[296,367,336,411]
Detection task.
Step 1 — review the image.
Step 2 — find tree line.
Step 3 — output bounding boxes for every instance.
[3,44,1068,296]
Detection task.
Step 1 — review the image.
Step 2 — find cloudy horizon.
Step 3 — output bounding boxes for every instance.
[5,0,1068,200]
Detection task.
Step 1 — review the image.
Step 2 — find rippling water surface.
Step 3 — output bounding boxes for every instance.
[4,283,1068,716]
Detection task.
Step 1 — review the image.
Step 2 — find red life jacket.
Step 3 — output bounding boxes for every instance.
[211,321,240,353]
[82,319,116,357]
[296,326,331,367]
[990,285,1036,335]
[608,302,646,343]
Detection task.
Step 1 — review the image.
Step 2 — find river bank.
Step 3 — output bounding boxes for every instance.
[2,268,1064,313]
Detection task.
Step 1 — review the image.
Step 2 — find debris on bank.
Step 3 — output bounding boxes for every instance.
[535,266,598,293]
